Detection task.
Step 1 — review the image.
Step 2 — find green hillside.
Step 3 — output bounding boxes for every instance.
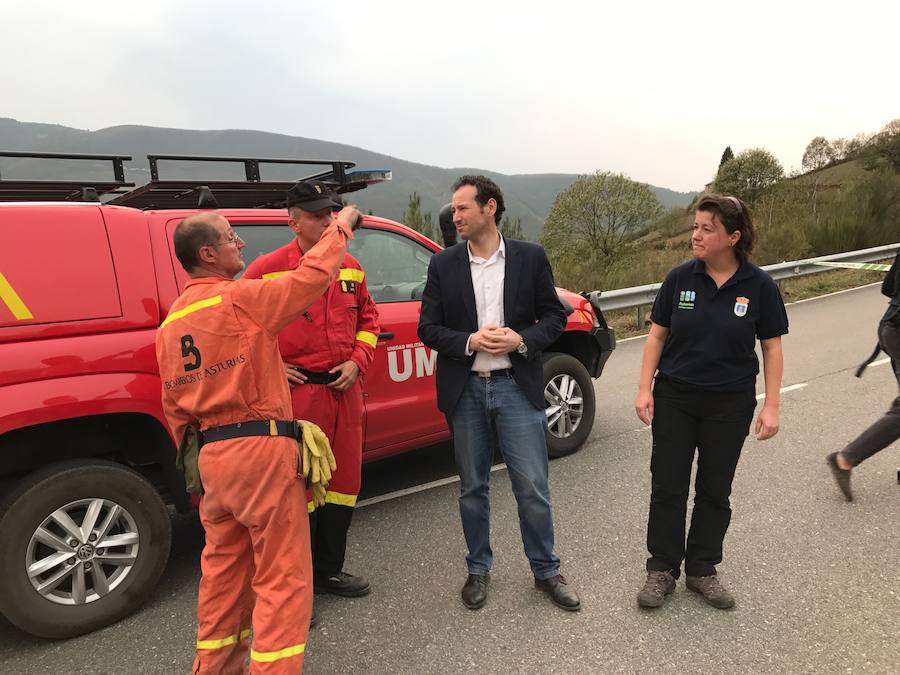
[0,118,696,241]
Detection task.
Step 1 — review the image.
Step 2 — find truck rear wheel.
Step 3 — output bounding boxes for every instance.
[542,352,596,458]
[0,460,172,639]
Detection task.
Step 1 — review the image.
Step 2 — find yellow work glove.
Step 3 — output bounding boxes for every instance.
[311,482,327,508]
[298,420,337,487]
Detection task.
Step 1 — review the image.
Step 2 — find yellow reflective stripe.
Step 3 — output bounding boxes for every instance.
[251,643,305,663]
[197,627,251,650]
[325,491,357,507]
[339,268,365,283]
[262,270,290,280]
[197,634,238,650]
[0,271,34,320]
[355,330,378,348]
[161,295,222,328]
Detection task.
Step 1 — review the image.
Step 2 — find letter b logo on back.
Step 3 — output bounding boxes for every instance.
[180,334,202,372]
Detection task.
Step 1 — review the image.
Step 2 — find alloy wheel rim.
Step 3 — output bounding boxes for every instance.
[25,498,140,606]
[544,373,584,439]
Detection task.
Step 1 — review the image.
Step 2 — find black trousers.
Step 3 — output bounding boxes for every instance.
[843,319,900,466]
[646,376,757,578]
[309,503,354,577]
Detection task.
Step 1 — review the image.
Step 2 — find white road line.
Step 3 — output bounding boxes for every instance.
[789,282,882,305]
[757,382,808,400]
[870,357,891,368]
[357,463,508,509]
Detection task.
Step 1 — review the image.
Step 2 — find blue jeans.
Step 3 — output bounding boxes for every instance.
[448,373,561,579]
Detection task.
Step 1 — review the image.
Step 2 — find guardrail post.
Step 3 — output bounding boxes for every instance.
[636,304,645,329]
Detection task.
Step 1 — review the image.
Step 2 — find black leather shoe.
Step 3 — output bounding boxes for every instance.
[535,574,581,611]
[461,573,490,609]
[314,571,371,597]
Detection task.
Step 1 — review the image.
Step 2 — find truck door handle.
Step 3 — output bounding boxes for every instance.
[378,332,395,341]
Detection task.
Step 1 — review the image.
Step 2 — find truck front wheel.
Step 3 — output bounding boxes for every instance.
[542,352,596,458]
[0,460,172,639]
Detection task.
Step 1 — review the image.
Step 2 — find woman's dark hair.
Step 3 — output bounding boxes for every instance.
[695,193,755,262]
[451,174,506,223]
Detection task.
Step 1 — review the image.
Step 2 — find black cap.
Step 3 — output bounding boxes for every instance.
[285,180,342,212]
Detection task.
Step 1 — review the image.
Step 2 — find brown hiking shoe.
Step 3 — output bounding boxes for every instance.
[637,570,676,608]
[686,575,735,609]
[826,452,854,502]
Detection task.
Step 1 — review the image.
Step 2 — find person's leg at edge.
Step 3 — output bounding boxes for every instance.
[840,323,900,468]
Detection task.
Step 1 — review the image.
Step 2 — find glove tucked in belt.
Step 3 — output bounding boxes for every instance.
[176,425,204,496]
[297,421,337,508]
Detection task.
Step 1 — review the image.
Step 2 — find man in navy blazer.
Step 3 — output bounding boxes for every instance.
[418,175,581,612]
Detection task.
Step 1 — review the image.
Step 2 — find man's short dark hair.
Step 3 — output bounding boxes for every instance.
[451,175,506,224]
[173,214,221,271]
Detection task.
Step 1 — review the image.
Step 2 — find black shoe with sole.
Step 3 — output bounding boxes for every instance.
[314,571,371,597]
[826,452,854,502]
[461,573,490,609]
[535,574,581,611]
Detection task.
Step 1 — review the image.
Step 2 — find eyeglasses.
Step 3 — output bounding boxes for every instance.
[217,230,242,246]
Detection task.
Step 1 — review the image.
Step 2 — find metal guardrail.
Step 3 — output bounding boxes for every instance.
[596,242,900,314]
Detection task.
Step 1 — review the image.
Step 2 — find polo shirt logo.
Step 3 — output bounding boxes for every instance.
[734,296,749,317]
[678,290,696,310]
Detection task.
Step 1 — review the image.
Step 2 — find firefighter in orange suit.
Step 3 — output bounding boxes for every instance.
[156,205,356,674]
[244,181,379,599]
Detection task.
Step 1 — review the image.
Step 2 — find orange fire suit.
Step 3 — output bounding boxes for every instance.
[244,242,379,577]
[156,220,351,674]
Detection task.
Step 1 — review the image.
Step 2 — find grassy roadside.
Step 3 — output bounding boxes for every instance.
[604,265,888,340]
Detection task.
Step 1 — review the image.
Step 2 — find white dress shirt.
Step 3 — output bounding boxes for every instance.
[466,236,512,372]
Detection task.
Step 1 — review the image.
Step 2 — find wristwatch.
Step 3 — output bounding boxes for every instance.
[516,338,528,356]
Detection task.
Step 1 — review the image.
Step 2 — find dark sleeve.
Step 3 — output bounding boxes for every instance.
[756,275,789,340]
[518,247,567,360]
[417,256,471,358]
[882,250,900,300]
[650,269,677,327]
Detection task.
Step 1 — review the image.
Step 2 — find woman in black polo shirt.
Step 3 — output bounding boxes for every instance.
[634,194,788,610]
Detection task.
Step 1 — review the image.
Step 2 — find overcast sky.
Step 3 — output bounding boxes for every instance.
[1,0,897,192]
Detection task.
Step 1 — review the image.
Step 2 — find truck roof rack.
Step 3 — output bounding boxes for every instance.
[107,154,392,210]
[0,151,134,203]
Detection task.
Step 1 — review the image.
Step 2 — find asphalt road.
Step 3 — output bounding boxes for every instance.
[1,284,898,674]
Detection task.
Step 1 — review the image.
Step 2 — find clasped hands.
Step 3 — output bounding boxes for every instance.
[470,325,522,355]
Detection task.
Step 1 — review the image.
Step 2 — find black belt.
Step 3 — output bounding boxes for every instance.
[202,419,299,444]
[471,368,513,378]
[295,367,339,385]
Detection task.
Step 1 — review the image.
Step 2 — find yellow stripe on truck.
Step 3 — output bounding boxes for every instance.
[160,295,223,328]
[0,271,34,320]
